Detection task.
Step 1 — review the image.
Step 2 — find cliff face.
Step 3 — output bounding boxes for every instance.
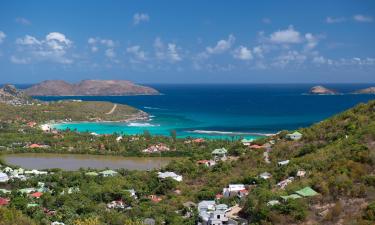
[24,80,160,96]
[309,85,338,95]
[0,84,33,105]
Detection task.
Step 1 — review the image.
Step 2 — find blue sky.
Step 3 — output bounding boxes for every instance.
[0,0,374,84]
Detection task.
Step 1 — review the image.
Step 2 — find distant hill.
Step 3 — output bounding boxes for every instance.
[24,80,160,96]
[352,87,375,94]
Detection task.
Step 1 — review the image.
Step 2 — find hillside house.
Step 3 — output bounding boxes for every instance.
[286,131,303,140]
[158,171,183,182]
[212,148,228,161]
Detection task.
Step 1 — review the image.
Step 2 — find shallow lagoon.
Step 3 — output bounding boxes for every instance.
[3,153,173,171]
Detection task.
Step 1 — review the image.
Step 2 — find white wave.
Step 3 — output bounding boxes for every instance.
[188,130,273,136]
[144,106,163,110]
[127,122,159,127]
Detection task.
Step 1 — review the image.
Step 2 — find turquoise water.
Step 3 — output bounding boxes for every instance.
[37,84,375,139]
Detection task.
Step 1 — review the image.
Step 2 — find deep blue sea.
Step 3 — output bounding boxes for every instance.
[21,84,375,139]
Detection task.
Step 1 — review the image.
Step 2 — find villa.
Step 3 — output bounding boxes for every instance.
[158,171,183,182]
[197,159,216,167]
[286,131,303,141]
[278,160,290,166]
[107,200,126,209]
[30,192,43,198]
[241,138,253,146]
[99,170,118,177]
[0,172,9,182]
[259,172,272,180]
[212,148,228,161]
[198,200,230,225]
[143,143,170,153]
[277,177,294,189]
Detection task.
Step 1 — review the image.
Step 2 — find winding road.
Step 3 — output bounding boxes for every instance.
[105,104,117,115]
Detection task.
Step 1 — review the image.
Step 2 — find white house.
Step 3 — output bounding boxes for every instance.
[0,172,9,183]
[222,184,246,197]
[278,160,290,166]
[286,131,303,140]
[158,172,183,182]
[3,167,13,173]
[297,170,306,178]
[277,177,294,189]
[259,172,272,180]
[116,136,123,142]
[125,189,137,199]
[198,201,229,225]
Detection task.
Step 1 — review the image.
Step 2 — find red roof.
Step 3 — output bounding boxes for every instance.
[0,198,9,205]
[197,160,210,164]
[215,194,223,199]
[29,144,42,148]
[193,138,205,143]
[30,192,43,198]
[149,195,162,203]
[249,144,264,149]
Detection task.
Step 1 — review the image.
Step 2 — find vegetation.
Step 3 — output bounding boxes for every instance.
[0,100,374,224]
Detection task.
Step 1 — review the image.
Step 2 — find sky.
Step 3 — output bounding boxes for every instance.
[0,0,374,84]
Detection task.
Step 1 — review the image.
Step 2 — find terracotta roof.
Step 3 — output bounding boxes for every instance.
[0,197,9,205]
[30,192,43,198]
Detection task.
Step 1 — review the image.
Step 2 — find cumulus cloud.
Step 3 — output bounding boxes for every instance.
[353,14,373,23]
[87,37,117,60]
[270,26,302,44]
[304,33,319,51]
[105,48,116,58]
[0,31,6,44]
[153,37,182,63]
[133,13,150,25]
[206,34,235,54]
[326,17,346,24]
[13,32,73,64]
[127,45,147,61]
[15,17,31,25]
[233,46,253,60]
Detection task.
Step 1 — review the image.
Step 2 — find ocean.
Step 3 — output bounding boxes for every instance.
[30,84,374,139]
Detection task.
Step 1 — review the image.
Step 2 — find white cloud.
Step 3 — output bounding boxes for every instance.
[206,34,235,54]
[253,46,264,58]
[304,33,318,51]
[326,17,346,24]
[353,14,373,23]
[133,13,150,25]
[273,50,307,68]
[0,31,6,44]
[153,37,182,63]
[233,46,253,60]
[127,45,147,61]
[270,26,302,44]
[13,32,73,64]
[105,48,116,58]
[15,17,31,25]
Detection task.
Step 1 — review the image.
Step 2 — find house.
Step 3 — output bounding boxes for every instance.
[286,131,303,140]
[241,138,253,146]
[197,159,216,167]
[267,200,280,207]
[27,121,37,127]
[25,169,48,175]
[148,195,162,203]
[259,172,272,180]
[28,143,50,149]
[3,167,13,173]
[99,170,118,177]
[0,172,9,183]
[142,143,170,153]
[0,189,11,194]
[116,136,123,142]
[107,200,126,209]
[295,187,319,197]
[277,177,294,189]
[278,160,290,166]
[30,192,43,198]
[249,144,264,150]
[296,170,306,178]
[0,197,10,206]
[18,188,37,194]
[198,201,229,225]
[158,171,183,182]
[212,148,228,161]
[193,138,205,143]
[223,184,246,198]
[280,194,302,201]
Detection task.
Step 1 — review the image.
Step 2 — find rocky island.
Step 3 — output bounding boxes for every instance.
[352,87,375,94]
[24,80,160,96]
[309,85,338,95]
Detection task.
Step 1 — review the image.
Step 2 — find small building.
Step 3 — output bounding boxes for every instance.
[125,189,137,199]
[99,170,118,177]
[295,187,319,197]
[0,197,10,206]
[0,189,11,194]
[116,136,123,142]
[193,138,205,143]
[267,200,280,207]
[280,194,302,201]
[259,172,272,180]
[0,172,9,183]
[198,200,229,225]
[30,192,43,198]
[18,188,37,194]
[212,148,228,161]
[296,170,306,178]
[85,171,99,176]
[148,195,162,203]
[286,131,303,141]
[278,160,290,166]
[107,200,126,209]
[277,177,294,189]
[158,171,183,182]
[249,144,264,150]
[197,159,216,167]
[241,138,253,146]
[222,184,246,198]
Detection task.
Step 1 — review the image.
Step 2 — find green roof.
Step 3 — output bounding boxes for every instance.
[295,187,319,197]
[291,131,302,136]
[212,148,227,155]
[280,194,302,200]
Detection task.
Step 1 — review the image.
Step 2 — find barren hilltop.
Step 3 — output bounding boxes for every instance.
[24,80,160,96]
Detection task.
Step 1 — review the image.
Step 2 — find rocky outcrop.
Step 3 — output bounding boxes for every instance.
[309,85,338,95]
[0,84,34,105]
[352,87,375,94]
[24,80,160,96]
